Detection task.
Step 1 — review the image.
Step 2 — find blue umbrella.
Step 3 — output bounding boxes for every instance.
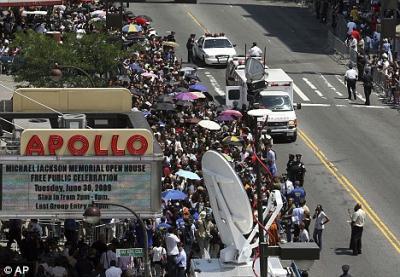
[157,222,172,230]
[130,63,144,73]
[176,169,201,180]
[189,83,208,92]
[162,189,187,201]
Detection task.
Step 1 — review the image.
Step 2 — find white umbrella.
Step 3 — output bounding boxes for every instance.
[198,120,221,130]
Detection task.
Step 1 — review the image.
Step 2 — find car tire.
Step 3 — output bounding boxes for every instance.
[289,132,297,142]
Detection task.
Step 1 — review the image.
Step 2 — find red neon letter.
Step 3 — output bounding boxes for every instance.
[126,135,148,155]
[48,135,64,155]
[67,135,89,156]
[94,135,108,156]
[25,135,45,156]
[111,135,125,156]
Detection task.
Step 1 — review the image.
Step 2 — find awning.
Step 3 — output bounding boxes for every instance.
[0,0,63,7]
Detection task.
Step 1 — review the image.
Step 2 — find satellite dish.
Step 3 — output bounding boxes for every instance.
[201,151,253,242]
[245,58,265,82]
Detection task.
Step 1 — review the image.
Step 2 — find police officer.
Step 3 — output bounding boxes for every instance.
[186,34,196,63]
[294,154,306,186]
[345,63,358,100]
[363,68,373,105]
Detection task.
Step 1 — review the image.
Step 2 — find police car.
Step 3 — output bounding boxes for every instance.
[192,33,237,65]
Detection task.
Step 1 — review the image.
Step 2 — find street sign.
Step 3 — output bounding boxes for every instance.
[245,58,265,82]
[116,248,144,258]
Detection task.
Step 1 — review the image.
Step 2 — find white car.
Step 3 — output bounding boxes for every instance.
[192,34,237,65]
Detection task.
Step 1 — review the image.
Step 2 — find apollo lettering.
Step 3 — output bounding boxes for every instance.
[24,134,148,156]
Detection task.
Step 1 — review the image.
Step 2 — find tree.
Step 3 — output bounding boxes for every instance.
[11,30,125,87]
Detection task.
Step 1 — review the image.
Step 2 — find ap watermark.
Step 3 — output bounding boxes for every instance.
[1,265,30,275]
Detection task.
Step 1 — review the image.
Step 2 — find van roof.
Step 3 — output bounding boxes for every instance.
[235,68,292,83]
[260,90,290,96]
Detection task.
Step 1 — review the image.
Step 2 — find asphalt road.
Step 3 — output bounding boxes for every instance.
[129,0,400,275]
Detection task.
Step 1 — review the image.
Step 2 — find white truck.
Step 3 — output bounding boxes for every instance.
[225,68,301,142]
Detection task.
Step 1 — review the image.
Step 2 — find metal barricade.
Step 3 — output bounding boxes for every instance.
[372,69,386,94]
[328,31,350,65]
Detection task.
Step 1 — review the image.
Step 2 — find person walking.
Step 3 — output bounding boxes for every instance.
[345,63,358,100]
[186,34,196,63]
[175,242,187,277]
[363,68,373,105]
[312,204,330,250]
[165,227,180,276]
[349,203,366,256]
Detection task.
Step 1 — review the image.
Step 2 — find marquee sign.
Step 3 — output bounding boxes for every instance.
[0,0,63,6]
[21,129,154,156]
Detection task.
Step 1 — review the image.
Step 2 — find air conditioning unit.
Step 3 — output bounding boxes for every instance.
[58,114,87,129]
[13,118,52,139]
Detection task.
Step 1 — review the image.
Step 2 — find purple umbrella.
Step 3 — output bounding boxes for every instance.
[217,114,236,122]
[189,83,208,92]
[175,92,198,101]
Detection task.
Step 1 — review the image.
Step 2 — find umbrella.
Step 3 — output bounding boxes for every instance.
[162,189,187,201]
[222,153,234,162]
[134,16,149,25]
[185,118,201,124]
[180,66,196,72]
[136,15,153,22]
[91,10,106,18]
[157,95,174,103]
[157,222,172,230]
[129,24,143,33]
[217,114,236,122]
[190,91,206,99]
[189,83,208,92]
[162,41,179,48]
[130,88,143,96]
[154,102,176,111]
[221,109,243,118]
[198,120,221,131]
[141,72,158,78]
[176,170,201,180]
[176,100,193,107]
[175,92,198,101]
[130,63,144,73]
[222,136,244,146]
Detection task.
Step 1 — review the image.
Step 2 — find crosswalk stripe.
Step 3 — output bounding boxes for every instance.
[320,74,343,96]
[205,71,224,96]
[315,90,327,99]
[302,77,317,90]
[293,83,310,102]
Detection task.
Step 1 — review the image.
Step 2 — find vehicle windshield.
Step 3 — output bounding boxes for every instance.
[204,39,232,49]
[260,95,293,111]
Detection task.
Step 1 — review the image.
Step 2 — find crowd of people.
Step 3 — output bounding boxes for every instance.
[320,0,400,106]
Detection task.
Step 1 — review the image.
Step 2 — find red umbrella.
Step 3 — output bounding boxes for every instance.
[134,17,149,26]
[221,109,243,118]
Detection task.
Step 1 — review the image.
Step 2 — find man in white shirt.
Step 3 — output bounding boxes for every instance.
[248,42,263,57]
[299,222,309,242]
[344,63,358,100]
[165,227,180,276]
[350,203,366,255]
[176,243,187,277]
[105,260,122,277]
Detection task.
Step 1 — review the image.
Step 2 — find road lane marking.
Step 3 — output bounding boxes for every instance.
[186,11,208,32]
[303,77,327,99]
[204,71,225,96]
[293,83,310,102]
[320,74,343,96]
[298,129,400,254]
[301,103,331,107]
[302,77,317,90]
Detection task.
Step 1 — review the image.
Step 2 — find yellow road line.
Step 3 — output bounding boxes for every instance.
[186,10,208,33]
[298,129,400,253]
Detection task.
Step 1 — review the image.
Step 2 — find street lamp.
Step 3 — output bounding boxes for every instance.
[247,108,272,277]
[50,63,95,87]
[83,201,150,277]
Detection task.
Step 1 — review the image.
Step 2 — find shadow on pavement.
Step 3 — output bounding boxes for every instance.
[200,2,330,55]
[334,247,354,256]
